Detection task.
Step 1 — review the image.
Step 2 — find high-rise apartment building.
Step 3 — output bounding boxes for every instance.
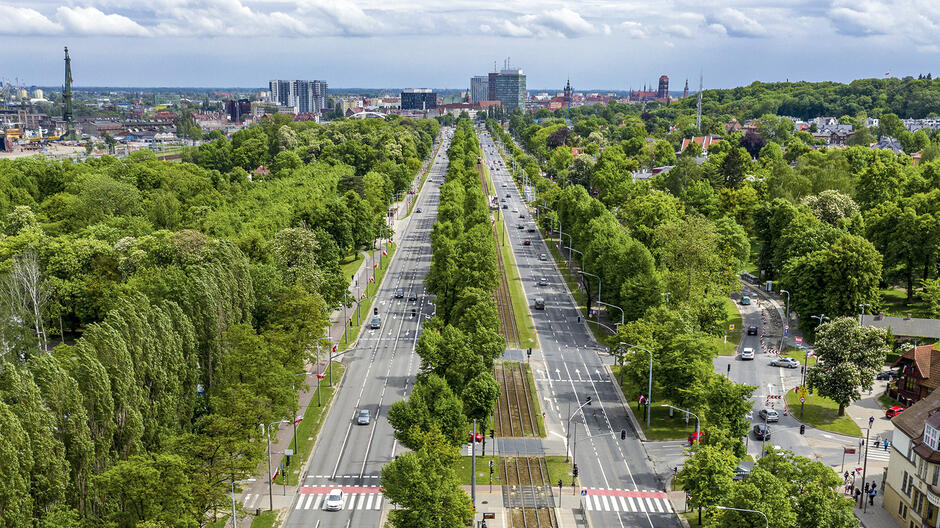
[487,69,526,111]
[225,99,252,123]
[400,89,438,110]
[268,79,328,114]
[470,76,489,103]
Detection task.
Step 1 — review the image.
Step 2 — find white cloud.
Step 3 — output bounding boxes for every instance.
[665,24,693,39]
[481,20,534,38]
[57,6,150,36]
[0,6,61,35]
[705,7,766,38]
[619,20,649,39]
[530,8,598,37]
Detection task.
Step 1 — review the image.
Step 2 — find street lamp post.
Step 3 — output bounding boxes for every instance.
[578,270,602,311]
[862,416,874,512]
[714,506,768,528]
[260,419,289,511]
[622,342,654,428]
[662,404,699,437]
[565,397,592,463]
[316,337,332,390]
[231,478,255,528]
[661,292,671,306]
[598,300,624,327]
[859,303,871,326]
[780,289,790,326]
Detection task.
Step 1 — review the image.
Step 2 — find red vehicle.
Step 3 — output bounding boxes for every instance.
[523,240,531,246]
[688,432,705,446]
[886,406,906,418]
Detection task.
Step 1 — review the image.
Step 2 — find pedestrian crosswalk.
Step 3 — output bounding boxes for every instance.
[867,448,891,461]
[294,485,383,511]
[581,489,673,514]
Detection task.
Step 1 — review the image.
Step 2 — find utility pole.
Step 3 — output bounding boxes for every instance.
[471,419,477,511]
[695,73,703,131]
[862,416,874,512]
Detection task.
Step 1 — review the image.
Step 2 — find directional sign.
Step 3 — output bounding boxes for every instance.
[729,324,735,331]
[795,336,803,344]
[800,397,805,403]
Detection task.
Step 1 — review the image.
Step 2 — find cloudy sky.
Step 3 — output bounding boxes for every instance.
[2,0,938,89]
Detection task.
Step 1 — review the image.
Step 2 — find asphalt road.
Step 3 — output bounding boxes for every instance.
[281,127,453,528]
[480,131,681,528]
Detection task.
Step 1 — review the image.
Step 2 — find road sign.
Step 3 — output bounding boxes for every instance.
[795,336,803,344]
[729,324,735,331]
[580,489,587,496]
[784,328,789,337]
[800,397,805,403]
[844,447,856,454]
[316,374,324,379]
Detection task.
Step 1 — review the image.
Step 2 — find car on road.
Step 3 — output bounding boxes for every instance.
[747,326,758,335]
[506,193,511,198]
[500,197,506,202]
[753,424,771,440]
[876,369,898,380]
[523,240,531,246]
[534,297,545,310]
[416,207,422,213]
[538,277,548,286]
[395,288,404,298]
[513,208,519,213]
[324,489,344,511]
[408,291,417,301]
[741,347,755,360]
[539,253,548,261]
[770,357,800,369]
[528,227,536,232]
[740,296,752,305]
[370,316,381,329]
[759,408,779,422]
[519,214,526,219]
[886,406,906,418]
[517,224,524,229]
[502,204,508,209]
[357,409,371,425]
[688,431,705,446]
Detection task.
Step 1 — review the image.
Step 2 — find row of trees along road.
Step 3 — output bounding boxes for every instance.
[382,119,501,528]
[0,114,438,527]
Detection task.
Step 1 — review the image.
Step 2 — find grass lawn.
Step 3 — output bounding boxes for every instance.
[545,455,575,486]
[276,363,347,486]
[715,298,743,355]
[457,455,501,485]
[250,511,278,528]
[494,212,538,349]
[338,244,396,351]
[783,346,818,367]
[339,252,365,285]
[878,392,901,410]
[611,366,698,441]
[881,286,931,318]
[206,515,229,528]
[785,391,861,437]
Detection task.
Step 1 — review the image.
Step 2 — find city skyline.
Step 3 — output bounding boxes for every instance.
[2,0,938,89]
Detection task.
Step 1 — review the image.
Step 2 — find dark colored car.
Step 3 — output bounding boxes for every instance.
[753,424,771,440]
[408,291,417,301]
[416,207,422,213]
[519,214,526,219]
[523,240,531,246]
[876,370,898,380]
[886,406,906,418]
[747,326,758,335]
[527,227,536,233]
[395,288,404,299]
[517,224,524,230]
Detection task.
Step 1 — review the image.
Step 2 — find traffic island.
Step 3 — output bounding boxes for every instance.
[784,391,862,437]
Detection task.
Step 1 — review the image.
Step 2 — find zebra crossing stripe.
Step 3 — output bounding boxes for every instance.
[626,496,636,511]
[662,498,673,513]
[365,494,374,510]
[357,494,366,509]
[646,497,656,512]
[375,493,383,510]
[601,495,610,511]
[636,497,646,512]
[619,496,628,511]
[312,495,322,510]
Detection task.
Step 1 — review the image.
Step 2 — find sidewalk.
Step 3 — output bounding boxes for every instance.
[234,136,444,527]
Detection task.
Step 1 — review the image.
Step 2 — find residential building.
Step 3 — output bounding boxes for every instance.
[471,76,489,104]
[883,388,940,528]
[268,80,328,114]
[873,137,907,154]
[225,99,251,123]
[892,345,940,405]
[400,89,438,110]
[488,69,527,111]
[680,135,722,153]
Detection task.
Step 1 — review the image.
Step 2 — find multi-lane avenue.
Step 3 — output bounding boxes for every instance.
[277,127,452,527]
[480,130,682,528]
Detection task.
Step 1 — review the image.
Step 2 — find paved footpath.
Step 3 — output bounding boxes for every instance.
[234,139,441,526]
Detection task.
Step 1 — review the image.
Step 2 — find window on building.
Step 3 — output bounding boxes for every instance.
[900,501,908,518]
[920,457,930,480]
[933,464,940,486]
[926,424,940,451]
[903,471,911,495]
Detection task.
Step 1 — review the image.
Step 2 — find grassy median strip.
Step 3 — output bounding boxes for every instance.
[495,212,538,349]
[277,362,348,486]
[339,243,397,351]
[457,455,501,485]
[522,362,546,436]
[611,366,696,441]
[785,391,861,437]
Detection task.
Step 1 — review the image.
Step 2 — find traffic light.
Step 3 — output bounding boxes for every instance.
[489,429,495,439]
[374,307,378,315]
[800,424,806,435]
[621,429,626,440]
[527,348,532,357]
[573,464,579,477]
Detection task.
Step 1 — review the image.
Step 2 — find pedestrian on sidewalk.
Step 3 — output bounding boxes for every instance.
[864,482,870,494]
[869,487,877,506]
[854,487,862,506]
[884,439,890,451]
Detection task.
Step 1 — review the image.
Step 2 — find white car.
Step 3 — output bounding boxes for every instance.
[770,357,800,369]
[324,489,344,511]
[759,408,779,422]
[741,347,755,360]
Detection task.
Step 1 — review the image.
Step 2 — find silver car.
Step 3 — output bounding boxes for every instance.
[357,409,371,425]
[759,408,779,422]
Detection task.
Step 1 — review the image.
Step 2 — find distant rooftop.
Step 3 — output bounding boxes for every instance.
[861,314,940,339]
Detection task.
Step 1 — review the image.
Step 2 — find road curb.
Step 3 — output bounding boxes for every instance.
[605,364,647,442]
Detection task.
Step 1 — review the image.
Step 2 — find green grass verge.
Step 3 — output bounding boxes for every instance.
[249,510,278,528]
[276,362,347,486]
[339,252,365,285]
[783,347,817,366]
[545,455,574,486]
[611,366,697,441]
[522,362,546,436]
[206,515,229,528]
[785,391,861,437]
[714,298,743,355]
[338,243,397,351]
[878,392,901,410]
[881,286,931,318]
[457,455,501,485]
[494,212,538,349]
